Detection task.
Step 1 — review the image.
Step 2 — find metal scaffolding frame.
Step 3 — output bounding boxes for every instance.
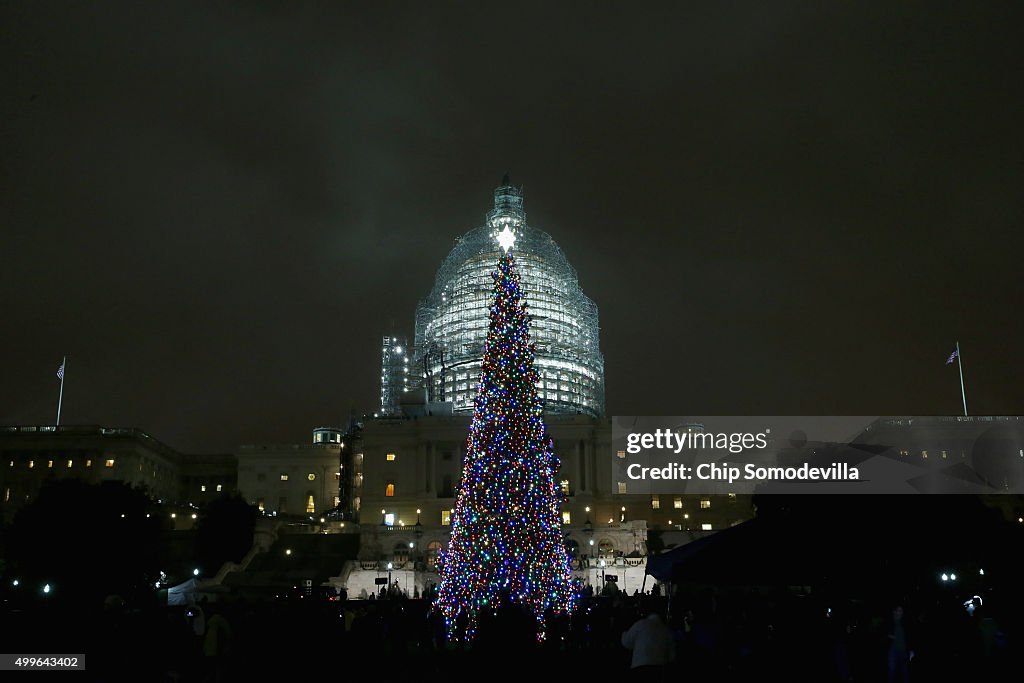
[413,179,605,417]
[380,335,409,416]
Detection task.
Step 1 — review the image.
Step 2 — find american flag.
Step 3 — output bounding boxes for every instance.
[945,348,958,365]
[57,361,65,380]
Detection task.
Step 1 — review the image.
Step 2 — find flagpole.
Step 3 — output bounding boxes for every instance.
[57,356,65,427]
[956,341,968,417]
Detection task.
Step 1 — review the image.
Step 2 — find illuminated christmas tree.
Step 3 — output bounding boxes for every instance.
[434,227,576,641]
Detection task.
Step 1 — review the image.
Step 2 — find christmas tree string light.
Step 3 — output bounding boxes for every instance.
[434,245,575,641]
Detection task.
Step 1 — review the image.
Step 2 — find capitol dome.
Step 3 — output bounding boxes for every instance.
[413,176,605,417]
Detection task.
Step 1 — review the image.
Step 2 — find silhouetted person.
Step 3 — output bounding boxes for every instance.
[203,606,232,683]
[622,602,675,680]
[477,594,535,653]
[887,605,912,683]
[973,603,1003,677]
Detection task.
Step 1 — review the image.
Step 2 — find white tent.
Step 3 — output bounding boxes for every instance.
[166,578,200,606]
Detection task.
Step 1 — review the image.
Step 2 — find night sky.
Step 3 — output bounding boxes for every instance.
[2,3,1022,453]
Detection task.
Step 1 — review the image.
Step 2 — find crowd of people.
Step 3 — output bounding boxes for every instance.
[1,582,1013,681]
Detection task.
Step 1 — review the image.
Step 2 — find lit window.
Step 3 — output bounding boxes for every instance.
[28,460,34,469]
[3,487,9,502]
[307,473,316,481]
[651,496,660,509]
[441,510,451,526]
[280,473,289,481]
[257,498,265,512]
[728,493,737,500]
[306,495,315,514]
[86,459,92,467]
[701,523,713,531]
[47,460,53,468]
[201,485,207,492]
[562,511,571,525]
[66,460,73,468]
[921,450,928,459]
[334,496,340,506]
[216,484,222,492]
[616,450,625,459]
[700,499,711,509]
[941,450,948,459]
[386,453,396,462]
[384,513,395,526]
[673,497,683,509]
[105,459,115,468]
[617,481,627,494]
[8,460,13,467]
[560,480,570,494]
[385,483,395,497]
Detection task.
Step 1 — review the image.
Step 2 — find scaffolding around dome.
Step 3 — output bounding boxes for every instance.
[412,178,605,417]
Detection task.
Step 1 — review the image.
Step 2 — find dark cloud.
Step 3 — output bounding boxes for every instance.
[2,2,1022,451]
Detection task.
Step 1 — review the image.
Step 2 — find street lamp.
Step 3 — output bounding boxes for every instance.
[387,561,393,596]
[412,508,425,567]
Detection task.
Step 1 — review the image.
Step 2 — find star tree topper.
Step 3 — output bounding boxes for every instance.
[495,225,517,253]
